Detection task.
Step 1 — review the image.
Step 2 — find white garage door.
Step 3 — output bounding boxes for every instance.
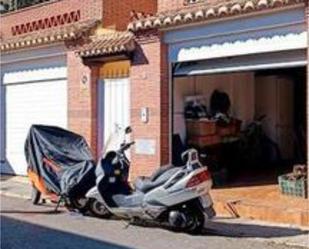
[3,67,67,175]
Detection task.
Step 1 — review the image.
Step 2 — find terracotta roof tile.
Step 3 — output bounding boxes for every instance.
[1,19,100,52]
[76,31,135,57]
[128,0,305,31]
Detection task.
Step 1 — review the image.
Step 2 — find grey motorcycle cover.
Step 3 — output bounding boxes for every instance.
[25,125,96,198]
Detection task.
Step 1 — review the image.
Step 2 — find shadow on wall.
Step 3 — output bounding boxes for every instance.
[1,216,136,249]
[131,43,149,66]
[0,160,15,176]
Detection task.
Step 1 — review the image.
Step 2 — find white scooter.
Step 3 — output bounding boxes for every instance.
[86,127,215,233]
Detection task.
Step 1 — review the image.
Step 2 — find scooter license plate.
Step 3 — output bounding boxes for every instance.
[199,194,213,209]
[109,177,116,183]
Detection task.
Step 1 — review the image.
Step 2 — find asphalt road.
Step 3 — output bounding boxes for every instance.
[0,196,307,249]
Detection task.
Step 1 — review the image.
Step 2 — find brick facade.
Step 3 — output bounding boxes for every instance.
[157,0,224,12]
[1,0,307,185]
[130,30,169,178]
[0,0,158,172]
[67,52,99,156]
[0,0,102,156]
[0,0,103,40]
[158,0,192,12]
[102,0,157,30]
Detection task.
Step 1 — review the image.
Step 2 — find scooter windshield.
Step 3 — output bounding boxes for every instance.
[101,127,129,157]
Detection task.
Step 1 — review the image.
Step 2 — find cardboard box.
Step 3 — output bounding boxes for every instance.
[186,120,217,136]
[217,119,242,136]
[188,134,221,147]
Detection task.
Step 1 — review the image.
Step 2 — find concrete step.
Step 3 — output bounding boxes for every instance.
[212,185,309,228]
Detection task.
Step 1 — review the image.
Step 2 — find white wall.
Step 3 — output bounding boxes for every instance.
[166,8,306,63]
[173,72,255,142]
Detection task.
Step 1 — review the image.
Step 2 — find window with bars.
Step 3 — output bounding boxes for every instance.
[0,0,53,14]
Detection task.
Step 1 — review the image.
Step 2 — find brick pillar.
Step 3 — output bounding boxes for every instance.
[130,30,170,179]
[160,36,170,166]
[67,52,99,156]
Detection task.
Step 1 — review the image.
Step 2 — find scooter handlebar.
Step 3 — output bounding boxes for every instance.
[120,141,135,152]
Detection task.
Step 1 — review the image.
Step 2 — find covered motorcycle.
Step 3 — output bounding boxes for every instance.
[25,125,96,209]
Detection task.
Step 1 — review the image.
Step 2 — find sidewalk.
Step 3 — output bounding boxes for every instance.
[0,175,31,200]
[1,174,308,248]
[211,184,309,227]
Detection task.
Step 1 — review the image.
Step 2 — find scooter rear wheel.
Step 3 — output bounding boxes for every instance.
[185,210,205,234]
[89,199,111,218]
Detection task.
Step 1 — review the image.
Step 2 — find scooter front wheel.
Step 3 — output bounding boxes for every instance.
[69,197,90,214]
[89,199,111,218]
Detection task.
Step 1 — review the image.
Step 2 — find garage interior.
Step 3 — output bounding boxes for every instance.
[172,65,308,224]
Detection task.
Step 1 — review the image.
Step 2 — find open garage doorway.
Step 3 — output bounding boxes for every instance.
[172,66,306,186]
[171,66,307,225]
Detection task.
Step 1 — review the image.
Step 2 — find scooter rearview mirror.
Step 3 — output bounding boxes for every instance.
[125,126,132,134]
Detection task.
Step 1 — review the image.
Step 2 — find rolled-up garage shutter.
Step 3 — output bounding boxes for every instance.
[174,50,307,76]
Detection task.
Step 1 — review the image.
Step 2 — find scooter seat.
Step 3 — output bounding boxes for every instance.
[134,177,156,193]
[113,192,144,207]
[134,167,180,193]
[148,164,173,181]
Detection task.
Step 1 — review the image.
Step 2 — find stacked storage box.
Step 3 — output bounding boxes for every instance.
[187,119,241,148]
[187,120,219,147]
